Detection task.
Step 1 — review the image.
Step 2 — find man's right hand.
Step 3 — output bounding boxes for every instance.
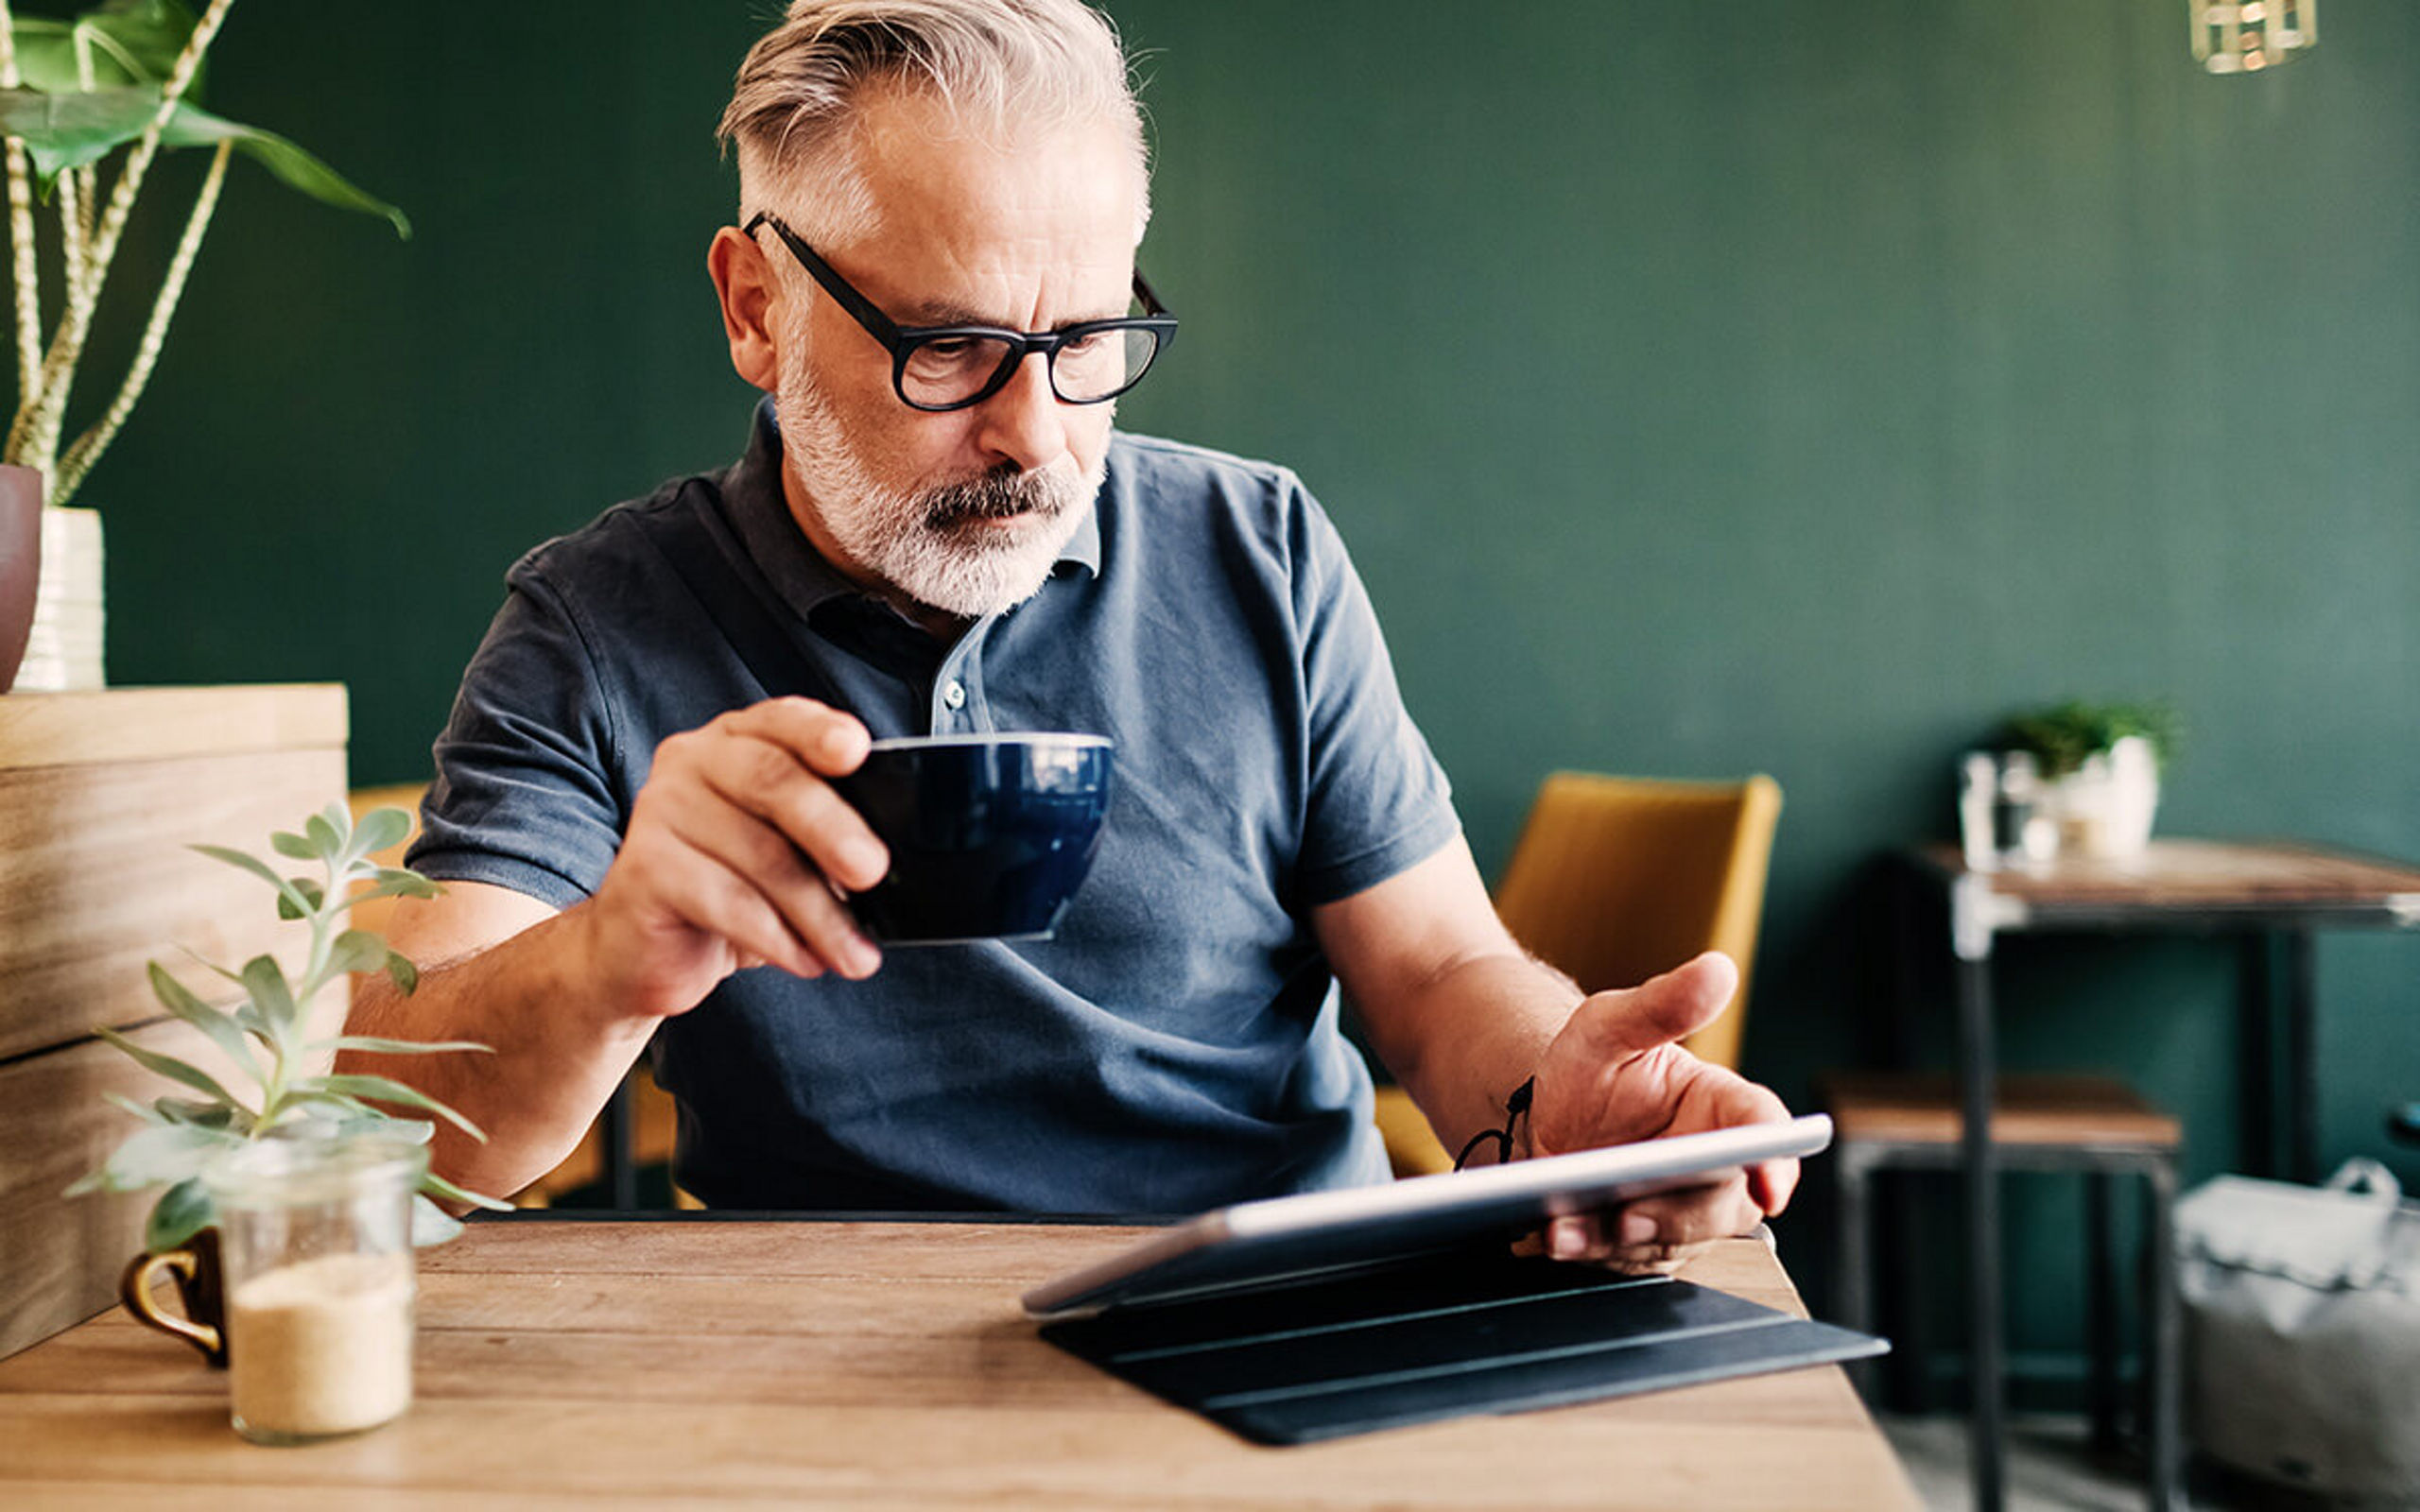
[574,696,890,1020]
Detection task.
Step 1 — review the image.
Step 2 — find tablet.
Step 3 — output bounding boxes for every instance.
[1022,1112,1831,1318]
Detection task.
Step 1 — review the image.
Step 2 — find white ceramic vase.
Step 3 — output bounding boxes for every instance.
[15,505,105,691]
[2045,735,2160,860]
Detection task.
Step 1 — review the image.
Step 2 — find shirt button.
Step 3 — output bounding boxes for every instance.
[942,679,967,711]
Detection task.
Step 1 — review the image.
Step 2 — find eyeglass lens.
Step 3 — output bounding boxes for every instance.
[902,324,1162,408]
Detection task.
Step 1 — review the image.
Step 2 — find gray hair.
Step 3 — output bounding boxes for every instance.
[718,0,1150,248]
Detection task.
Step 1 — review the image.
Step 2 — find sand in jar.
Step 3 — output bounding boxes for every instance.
[228,1251,416,1444]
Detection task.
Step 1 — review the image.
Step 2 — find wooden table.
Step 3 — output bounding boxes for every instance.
[1898,837,2420,1512]
[0,1218,1918,1510]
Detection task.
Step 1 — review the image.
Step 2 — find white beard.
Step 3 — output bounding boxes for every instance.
[774,363,1103,621]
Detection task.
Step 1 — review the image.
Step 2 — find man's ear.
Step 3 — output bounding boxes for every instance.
[707,225,784,393]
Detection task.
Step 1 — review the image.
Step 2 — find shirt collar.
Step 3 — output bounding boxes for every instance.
[721,396,1103,630]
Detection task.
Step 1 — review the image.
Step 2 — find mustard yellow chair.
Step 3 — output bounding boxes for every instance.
[1374,772,1785,1176]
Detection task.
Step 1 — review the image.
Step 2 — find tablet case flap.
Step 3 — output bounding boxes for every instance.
[1040,1246,1887,1446]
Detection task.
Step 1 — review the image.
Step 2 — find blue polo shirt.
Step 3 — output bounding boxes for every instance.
[411,401,1458,1212]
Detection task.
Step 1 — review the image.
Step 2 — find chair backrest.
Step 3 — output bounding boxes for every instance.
[1491,771,1783,1072]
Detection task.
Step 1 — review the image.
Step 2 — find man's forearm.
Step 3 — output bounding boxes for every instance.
[338,906,661,1202]
[1374,950,1582,1163]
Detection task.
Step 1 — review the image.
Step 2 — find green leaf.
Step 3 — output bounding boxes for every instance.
[9,2,200,94]
[350,806,412,860]
[298,1074,487,1143]
[386,952,420,996]
[154,1096,243,1132]
[292,877,326,912]
[344,870,444,909]
[422,1169,513,1213]
[101,1090,167,1125]
[0,85,407,231]
[180,946,245,989]
[316,1035,492,1057]
[268,829,316,861]
[0,84,158,186]
[89,1120,233,1192]
[161,100,410,237]
[238,954,302,1045]
[146,1177,216,1253]
[146,962,261,1082]
[325,928,392,979]
[92,1024,244,1108]
[303,810,342,856]
[409,1193,462,1247]
[190,843,311,917]
[232,998,280,1057]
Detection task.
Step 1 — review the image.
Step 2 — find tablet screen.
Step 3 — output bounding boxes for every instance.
[1023,1112,1831,1318]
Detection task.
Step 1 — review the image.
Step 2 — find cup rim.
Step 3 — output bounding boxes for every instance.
[864,731,1114,753]
[202,1128,430,1207]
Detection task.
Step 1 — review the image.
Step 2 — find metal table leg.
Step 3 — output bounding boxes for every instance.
[2283,928,2320,1183]
[2241,933,2276,1177]
[2146,1159,2183,1512]
[2085,1172,2119,1454]
[1957,951,2004,1512]
[602,1076,639,1210]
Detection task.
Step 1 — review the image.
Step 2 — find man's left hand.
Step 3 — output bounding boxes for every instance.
[1518,951,1797,1274]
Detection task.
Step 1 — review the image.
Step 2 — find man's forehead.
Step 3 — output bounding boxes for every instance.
[839,89,1138,249]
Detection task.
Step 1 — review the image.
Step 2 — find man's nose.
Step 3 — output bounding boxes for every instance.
[972,352,1071,474]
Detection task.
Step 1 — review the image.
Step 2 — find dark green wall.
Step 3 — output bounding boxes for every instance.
[86,2,2418,1388]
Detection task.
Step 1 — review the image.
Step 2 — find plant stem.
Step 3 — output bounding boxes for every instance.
[65,24,94,310]
[55,141,230,503]
[56,170,87,308]
[0,0,42,432]
[9,0,236,481]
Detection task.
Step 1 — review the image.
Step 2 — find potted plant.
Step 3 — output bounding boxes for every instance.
[68,801,508,1361]
[0,0,406,691]
[1996,699,2182,859]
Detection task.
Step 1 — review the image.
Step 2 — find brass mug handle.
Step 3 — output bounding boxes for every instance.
[120,1248,225,1364]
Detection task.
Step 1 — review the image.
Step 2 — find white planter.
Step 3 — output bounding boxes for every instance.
[14,506,105,691]
[2045,736,2161,860]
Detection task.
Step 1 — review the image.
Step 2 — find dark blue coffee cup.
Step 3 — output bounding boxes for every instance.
[832,732,1115,944]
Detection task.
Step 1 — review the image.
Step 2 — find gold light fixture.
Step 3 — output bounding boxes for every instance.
[2191,0,2318,73]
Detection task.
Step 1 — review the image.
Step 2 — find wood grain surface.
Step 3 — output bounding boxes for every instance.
[0,1219,1919,1510]
[0,686,345,1059]
[1915,837,2420,909]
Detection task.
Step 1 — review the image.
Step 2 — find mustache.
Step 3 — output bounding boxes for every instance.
[921,465,1078,529]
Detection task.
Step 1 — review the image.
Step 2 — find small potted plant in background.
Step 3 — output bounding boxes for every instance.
[1996,699,2182,860]
[0,0,407,691]
[69,801,508,1366]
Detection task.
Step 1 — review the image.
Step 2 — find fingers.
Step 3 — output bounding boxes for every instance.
[1559,951,1740,1064]
[704,699,890,893]
[627,819,838,979]
[594,699,895,998]
[1535,1170,1769,1274]
[644,782,875,977]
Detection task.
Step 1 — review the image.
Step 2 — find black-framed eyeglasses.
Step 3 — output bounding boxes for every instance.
[744,212,1178,413]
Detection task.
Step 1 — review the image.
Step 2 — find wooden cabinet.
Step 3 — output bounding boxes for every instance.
[0,685,346,1358]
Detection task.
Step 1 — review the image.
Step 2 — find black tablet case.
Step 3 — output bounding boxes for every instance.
[1041,1245,1887,1446]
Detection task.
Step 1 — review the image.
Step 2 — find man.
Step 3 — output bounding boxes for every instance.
[347,0,1794,1270]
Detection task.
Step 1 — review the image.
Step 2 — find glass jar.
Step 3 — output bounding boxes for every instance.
[202,1131,427,1445]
